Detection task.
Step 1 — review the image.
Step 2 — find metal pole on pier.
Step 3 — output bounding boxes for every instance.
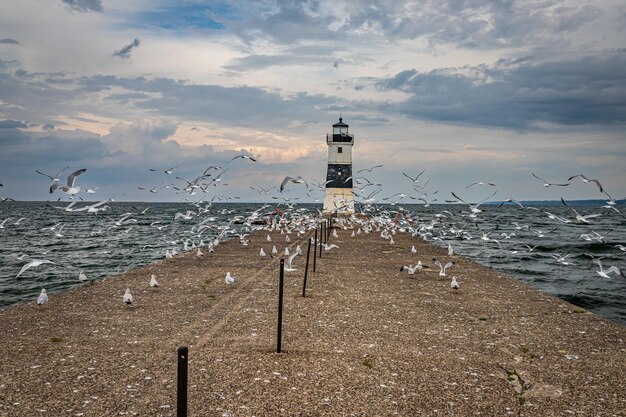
[319,222,324,259]
[277,258,285,353]
[302,237,312,297]
[177,346,188,417]
[313,228,318,272]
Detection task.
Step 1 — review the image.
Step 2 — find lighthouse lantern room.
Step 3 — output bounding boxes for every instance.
[323,117,355,215]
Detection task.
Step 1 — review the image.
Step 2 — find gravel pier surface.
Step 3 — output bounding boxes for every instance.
[1,226,625,416]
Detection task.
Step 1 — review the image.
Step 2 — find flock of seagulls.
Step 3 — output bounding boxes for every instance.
[0,159,624,311]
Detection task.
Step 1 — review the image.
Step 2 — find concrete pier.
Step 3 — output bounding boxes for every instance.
[0,227,624,416]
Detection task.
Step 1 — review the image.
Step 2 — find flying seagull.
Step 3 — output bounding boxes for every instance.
[402,169,426,183]
[36,166,69,182]
[227,154,256,163]
[433,258,454,276]
[149,165,180,174]
[17,259,54,278]
[561,197,601,224]
[567,174,604,193]
[357,165,383,173]
[280,176,306,192]
[466,181,496,188]
[531,172,569,187]
[593,259,624,279]
[49,169,86,195]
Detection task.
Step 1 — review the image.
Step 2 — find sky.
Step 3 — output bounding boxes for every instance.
[0,0,625,204]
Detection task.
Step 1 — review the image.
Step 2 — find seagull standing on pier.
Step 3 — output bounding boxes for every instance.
[450,276,459,290]
[37,289,48,305]
[123,289,133,304]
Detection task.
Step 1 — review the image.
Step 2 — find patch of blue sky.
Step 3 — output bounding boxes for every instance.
[134,2,239,31]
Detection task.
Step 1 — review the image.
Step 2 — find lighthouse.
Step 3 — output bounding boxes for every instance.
[323,117,355,215]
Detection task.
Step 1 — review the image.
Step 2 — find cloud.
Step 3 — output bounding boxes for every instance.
[113,38,141,59]
[61,0,103,13]
[0,119,27,129]
[375,52,626,129]
[0,38,19,45]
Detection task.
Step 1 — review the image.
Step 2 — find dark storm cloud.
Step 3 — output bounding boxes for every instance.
[113,38,141,59]
[376,52,626,129]
[77,74,333,128]
[0,120,27,129]
[61,0,103,13]
[226,1,601,49]
[0,38,19,45]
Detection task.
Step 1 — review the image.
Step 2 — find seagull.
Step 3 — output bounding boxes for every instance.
[50,223,65,238]
[411,246,417,254]
[284,251,300,272]
[322,243,339,251]
[35,166,69,183]
[225,272,235,284]
[17,259,54,278]
[357,165,383,173]
[450,276,459,290]
[448,244,454,256]
[561,197,602,224]
[271,245,278,256]
[551,254,575,266]
[149,165,180,174]
[260,248,267,257]
[433,258,454,276]
[78,270,87,282]
[250,185,277,195]
[542,211,571,223]
[400,261,423,275]
[196,248,203,256]
[37,289,49,305]
[266,234,272,242]
[402,169,426,183]
[284,247,290,256]
[49,168,87,195]
[280,176,306,192]
[227,154,257,163]
[150,274,159,287]
[568,174,603,193]
[466,181,496,188]
[497,198,526,209]
[593,259,624,278]
[0,217,12,229]
[531,172,569,187]
[450,191,497,216]
[123,289,133,304]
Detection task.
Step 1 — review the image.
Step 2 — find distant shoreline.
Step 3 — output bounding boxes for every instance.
[1,199,623,206]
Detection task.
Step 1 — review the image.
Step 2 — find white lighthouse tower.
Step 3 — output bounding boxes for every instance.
[323,117,355,215]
